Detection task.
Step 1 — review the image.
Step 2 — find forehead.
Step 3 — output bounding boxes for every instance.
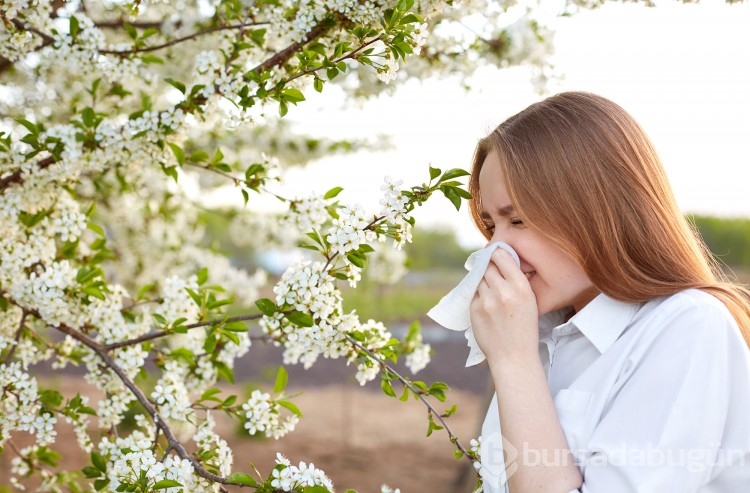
[478,151,512,209]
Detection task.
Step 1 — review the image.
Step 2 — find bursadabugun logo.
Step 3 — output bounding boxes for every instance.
[478,432,519,488]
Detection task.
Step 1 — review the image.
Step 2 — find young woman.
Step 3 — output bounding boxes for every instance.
[468,91,750,492]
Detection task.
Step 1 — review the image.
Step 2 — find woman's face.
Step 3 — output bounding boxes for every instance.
[477,151,599,315]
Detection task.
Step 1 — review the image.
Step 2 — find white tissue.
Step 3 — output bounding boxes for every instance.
[426,242,521,367]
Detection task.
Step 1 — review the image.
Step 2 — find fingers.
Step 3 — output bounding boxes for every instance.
[486,248,526,284]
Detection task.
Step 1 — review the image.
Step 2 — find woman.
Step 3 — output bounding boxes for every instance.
[468,92,750,492]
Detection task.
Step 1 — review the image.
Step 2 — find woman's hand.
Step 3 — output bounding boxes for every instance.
[470,248,539,364]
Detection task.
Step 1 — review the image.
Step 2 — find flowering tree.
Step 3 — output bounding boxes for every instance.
[0,0,557,491]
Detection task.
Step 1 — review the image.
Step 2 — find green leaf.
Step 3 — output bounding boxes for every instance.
[87,222,105,237]
[205,332,221,354]
[136,283,155,300]
[83,286,106,300]
[167,142,185,166]
[39,389,63,408]
[69,16,80,39]
[16,118,38,136]
[199,387,222,403]
[381,375,396,398]
[216,362,235,384]
[165,78,186,94]
[441,186,462,211]
[302,486,330,493]
[313,77,324,93]
[396,0,415,12]
[91,451,107,472]
[255,298,277,316]
[277,399,302,417]
[227,472,257,486]
[153,479,182,489]
[346,253,365,268]
[123,22,137,40]
[274,365,288,393]
[401,13,422,24]
[141,54,164,64]
[358,244,375,253]
[210,148,224,166]
[399,386,410,402]
[439,168,470,182]
[190,150,209,162]
[429,166,441,180]
[224,321,247,332]
[285,311,314,327]
[196,267,208,285]
[282,88,305,104]
[324,186,343,199]
[82,466,102,478]
[426,413,444,437]
[81,107,97,128]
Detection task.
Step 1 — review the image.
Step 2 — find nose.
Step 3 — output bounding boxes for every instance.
[486,229,509,248]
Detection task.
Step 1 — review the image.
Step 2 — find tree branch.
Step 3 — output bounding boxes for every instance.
[250,21,332,74]
[0,155,56,192]
[53,323,250,487]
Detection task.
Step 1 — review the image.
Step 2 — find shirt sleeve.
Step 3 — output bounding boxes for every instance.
[578,296,750,493]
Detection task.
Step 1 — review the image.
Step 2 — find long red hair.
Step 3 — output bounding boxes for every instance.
[469,91,750,345]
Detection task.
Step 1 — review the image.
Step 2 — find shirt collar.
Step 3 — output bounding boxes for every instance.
[539,294,640,354]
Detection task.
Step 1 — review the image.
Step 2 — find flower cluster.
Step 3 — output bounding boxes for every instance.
[194,413,233,477]
[405,337,432,375]
[151,363,193,423]
[326,204,378,256]
[0,363,57,446]
[242,390,299,440]
[282,194,331,232]
[271,453,334,492]
[349,319,394,385]
[273,260,342,322]
[379,176,413,249]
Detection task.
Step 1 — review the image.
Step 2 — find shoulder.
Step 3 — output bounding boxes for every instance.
[643,288,735,330]
[634,288,746,359]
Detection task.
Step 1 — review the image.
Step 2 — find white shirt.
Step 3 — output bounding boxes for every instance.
[479,289,750,493]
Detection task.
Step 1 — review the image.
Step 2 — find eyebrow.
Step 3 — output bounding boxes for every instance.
[480,205,516,219]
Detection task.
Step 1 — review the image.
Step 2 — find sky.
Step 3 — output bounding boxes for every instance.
[276,0,750,249]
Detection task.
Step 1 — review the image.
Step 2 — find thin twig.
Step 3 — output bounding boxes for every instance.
[103,313,263,351]
[344,333,476,466]
[99,21,268,56]
[184,162,242,185]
